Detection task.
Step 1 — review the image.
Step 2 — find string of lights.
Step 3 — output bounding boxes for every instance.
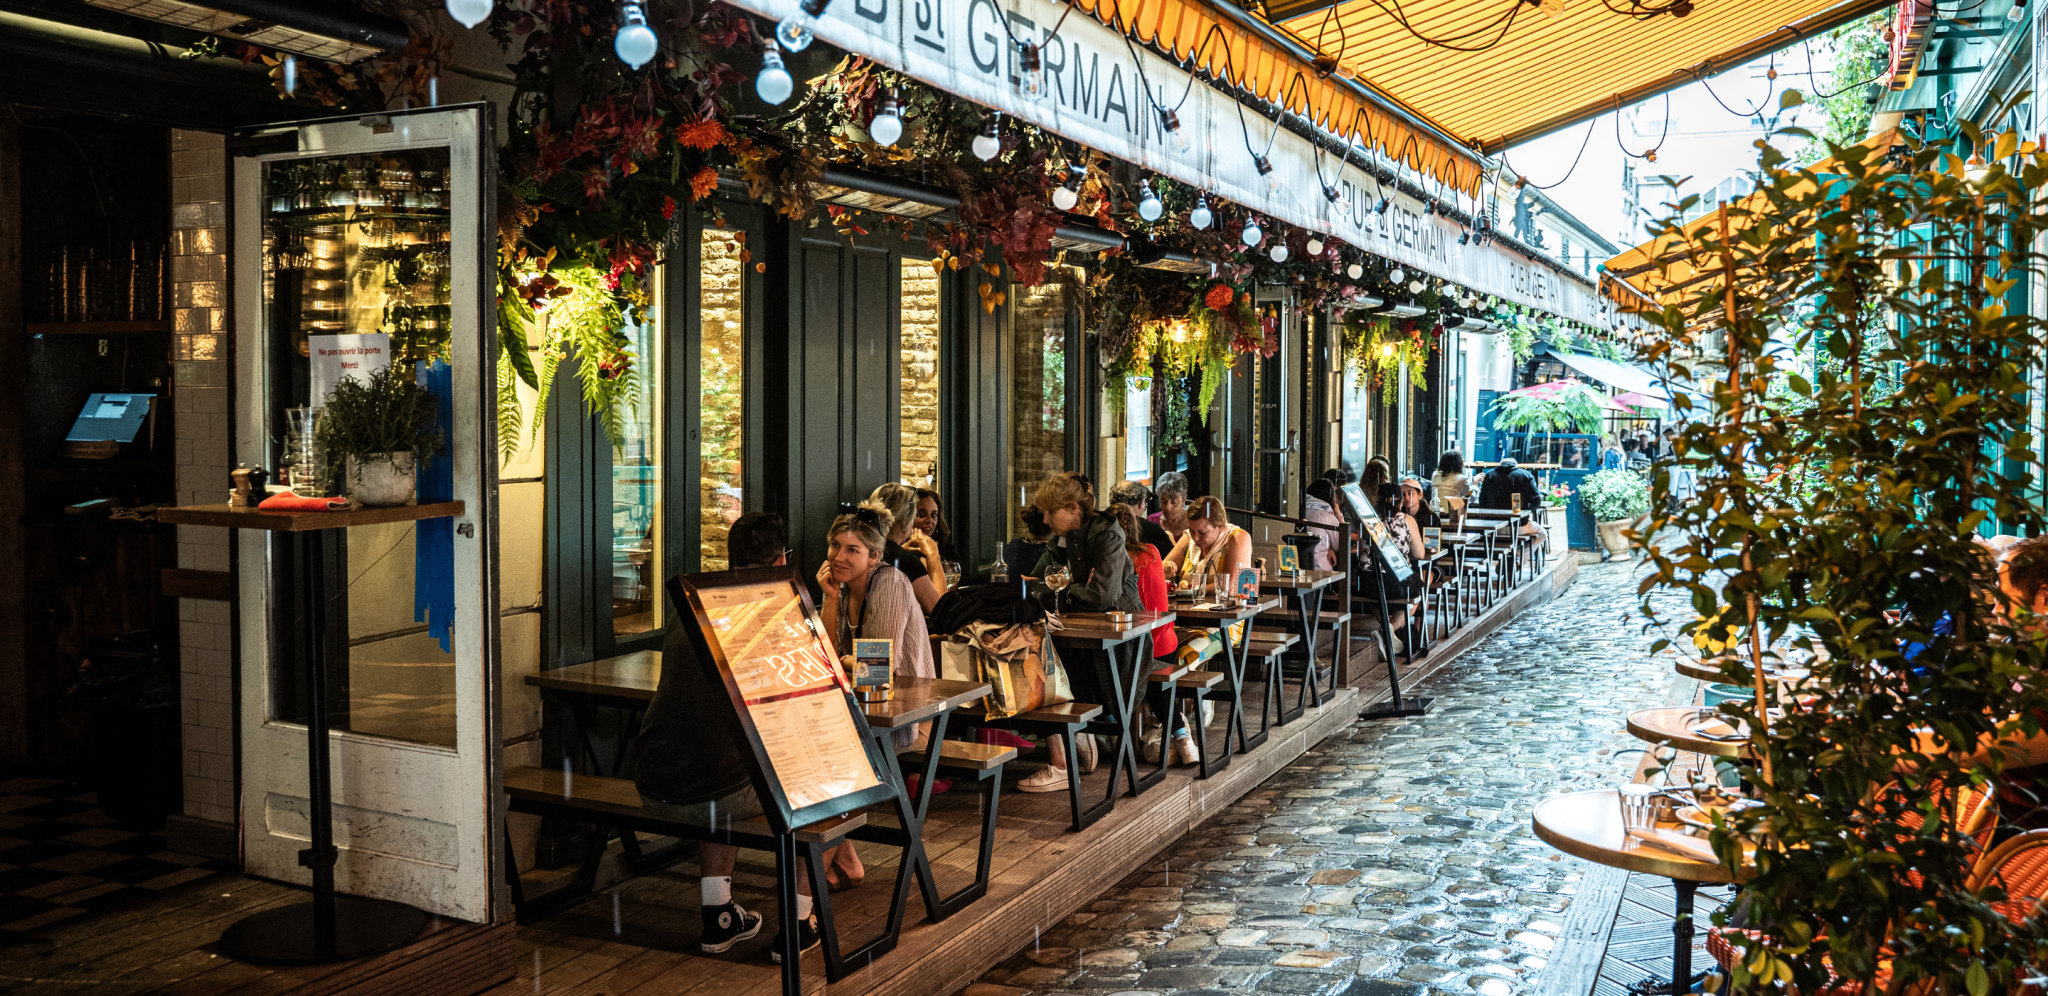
[1615,91,1671,162]
[1497,112,1596,190]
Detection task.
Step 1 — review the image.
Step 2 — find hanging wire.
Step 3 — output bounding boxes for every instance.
[1616,90,1671,160]
[1340,0,1529,52]
[1498,112,1597,190]
[1688,55,1776,118]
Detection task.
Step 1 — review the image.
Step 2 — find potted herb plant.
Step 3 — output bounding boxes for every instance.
[1578,469,1648,556]
[316,365,444,506]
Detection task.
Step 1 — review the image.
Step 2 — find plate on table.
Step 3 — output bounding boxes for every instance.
[1674,799,1760,829]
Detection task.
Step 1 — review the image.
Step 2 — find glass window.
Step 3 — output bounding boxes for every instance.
[260,149,458,748]
[611,294,661,637]
[900,258,941,486]
[699,228,745,570]
[1010,280,1068,535]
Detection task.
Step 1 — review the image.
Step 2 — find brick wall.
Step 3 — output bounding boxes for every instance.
[898,260,940,486]
[1009,281,1067,530]
[698,227,744,570]
[169,131,235,835]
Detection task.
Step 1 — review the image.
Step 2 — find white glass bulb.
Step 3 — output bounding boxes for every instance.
[869,108,902,146]
[1390,267,1405,283]
[1242,221,1262,247]
[1051,185,1079,211]
[777,10,817,51]
[756,61,793,105]
[2010,2,2027,22]
[282,55,297,94]
[972,132,1001,161]
[1016,44,1048,102]
[615,23,657,68]
[1137,183,1163,222]
[446,0,492,28]
[1188,200,1212,230]
[1306,238,1324,255]
[1409,280,1424,293]
[1269,244,1289,263]
[1347,263,1363,279]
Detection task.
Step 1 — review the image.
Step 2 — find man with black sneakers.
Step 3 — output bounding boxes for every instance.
[633,512,820,961]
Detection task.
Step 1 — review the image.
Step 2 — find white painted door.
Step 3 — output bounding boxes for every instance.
[231,106,500,922]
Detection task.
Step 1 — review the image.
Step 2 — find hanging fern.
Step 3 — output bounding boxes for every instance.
[495,266,640,459]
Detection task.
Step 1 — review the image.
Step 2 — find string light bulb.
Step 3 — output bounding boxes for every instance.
[755,39,793,104]
[972,114,1002,161]
[1389,267,1405,283]
[777,0,828,50]
[1136,179,1163,222]
[868,88,903,146]
[1269,244,1289,263]
[1306,237,1323,255]
[1346,262,1363,280]
[446,0,492,27]
[1253,153,1281,193]
[1051,163,1084,211]
[1188,195,1213,230]
[1016,42,1047,101]
[282,54,297,94]
[2011,0,2028,22]
[1242,217,1263,247]
[614,2,657,69]
[1376,194,1391,215]
[1160,108,1191,155]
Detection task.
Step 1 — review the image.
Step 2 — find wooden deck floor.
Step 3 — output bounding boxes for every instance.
[0,556,1578,996]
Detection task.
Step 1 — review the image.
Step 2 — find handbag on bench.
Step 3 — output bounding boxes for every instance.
[936,620,1073,719]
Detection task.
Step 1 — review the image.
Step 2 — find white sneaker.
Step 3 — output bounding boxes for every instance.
[1141,730,1164,764]
[1017,765,1070,793]
[1170,733,1200,766]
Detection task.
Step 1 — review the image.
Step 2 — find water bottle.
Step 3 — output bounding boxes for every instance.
[990,541,1008,584]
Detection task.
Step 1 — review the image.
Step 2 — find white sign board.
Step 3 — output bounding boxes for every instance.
[729,0,1608,323]
[309,333,391,408]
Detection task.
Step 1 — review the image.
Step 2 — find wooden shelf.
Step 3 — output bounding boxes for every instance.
[27,320,174,336]
[157,500,464,531]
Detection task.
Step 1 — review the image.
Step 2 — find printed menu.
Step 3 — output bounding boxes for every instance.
[697,582,881,809]
[1340,483,1415,583]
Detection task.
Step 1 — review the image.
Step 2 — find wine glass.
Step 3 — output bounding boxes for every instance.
[943,560,962,589]
[1045,564,1072,615]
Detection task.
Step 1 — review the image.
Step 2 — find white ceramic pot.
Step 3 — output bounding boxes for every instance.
[1597,518,1632,556]
[1543,505,1568,557]
[348,451,417,506]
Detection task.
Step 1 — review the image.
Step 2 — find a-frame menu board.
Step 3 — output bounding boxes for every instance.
[668,567,897,835]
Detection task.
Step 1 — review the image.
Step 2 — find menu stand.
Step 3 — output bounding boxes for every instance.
[158,501,464,963]
[1355,523,1432,721]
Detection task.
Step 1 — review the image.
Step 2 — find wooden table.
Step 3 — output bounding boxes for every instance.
[156,501,464,964]
[523,655,997,973]
[1258,571,1345,724]
[1675,657,1810,685]
[1173,596,1281,763]
[1050,611,1173,825]
[1534,790,1746,995]
[1627,706,1753,758]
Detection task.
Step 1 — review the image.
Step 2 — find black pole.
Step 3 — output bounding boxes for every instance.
[1358,531,1431,720]
[305,531,337,949]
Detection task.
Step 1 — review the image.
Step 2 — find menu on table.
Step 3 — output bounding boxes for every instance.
[697,582,881,809]
[1339,483,1415,583]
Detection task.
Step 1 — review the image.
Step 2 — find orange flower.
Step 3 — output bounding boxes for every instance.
[676,118,727,151]
[1204,284,1235,311]
[689,166,718,202]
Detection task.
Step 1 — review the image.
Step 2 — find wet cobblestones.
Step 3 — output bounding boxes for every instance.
[961,560,1681,996]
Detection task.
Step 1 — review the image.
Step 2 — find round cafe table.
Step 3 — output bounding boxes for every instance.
[1627,706,1753,759]
[1675,656,1810,685]
[1534,790,1747,995]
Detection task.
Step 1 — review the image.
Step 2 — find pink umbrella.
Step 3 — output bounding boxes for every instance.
[1509,379,1629,411]
[1611,391,1664,411]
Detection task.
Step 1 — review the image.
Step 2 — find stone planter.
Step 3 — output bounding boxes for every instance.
[1543,505,1568,558]
[1597,518,1633,556]
[348,451,417,506]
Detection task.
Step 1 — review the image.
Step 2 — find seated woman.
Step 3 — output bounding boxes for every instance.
[1153,497,1252,759]
[1003,506,1051,581]
[1109,479,1175,558]
[1430,451,1470,503]
[1378,477,1431,577]
[1301,479,1344,572]
[868,482,945,612]
[914,487,959,564]
[1150,471,1192,543]
[817,503,936,754]
[1105,501,1188,765]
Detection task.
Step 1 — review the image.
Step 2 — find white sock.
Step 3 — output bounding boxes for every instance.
[702,876,733,907]
[796,893,813,919]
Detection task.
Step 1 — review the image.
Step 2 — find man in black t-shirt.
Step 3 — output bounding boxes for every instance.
[634,513,821,961]
[1476,459,1548,548]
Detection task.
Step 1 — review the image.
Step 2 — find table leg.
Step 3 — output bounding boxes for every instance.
[1299,587,1326,710]
[1627,878,1701,996]
[1121,635,1168,794]
[1146,657,1177,787]
[1225,620,1265,754]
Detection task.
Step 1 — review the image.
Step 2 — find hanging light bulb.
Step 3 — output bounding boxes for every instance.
[1051,163,1083,211]
[972,114,1002,161]
[1458,230,1471,245]
[1269,243,1289,263]
[756,39,794,104]
[778,0,829,50]
[1016,42,1048,101]
[1376,194,1391,215]
[2010,0,2028,22]
[868,88,904,146]
[282,54,297,95]
[1253,153,1281,193]
[1188,194,1213,230]
[1409,279,1424,294]
[1159,108,1192,155]
[1306,237,1324,255]
[1137,180,1163,222]
[614,2,657,68]
[1242,217,1263,247]
[446,0,492,28]
[1389,267,1405,283]
[1346,262,1363,280]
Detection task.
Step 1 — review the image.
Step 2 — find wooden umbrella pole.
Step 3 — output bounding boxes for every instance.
[1716,201,1775,788]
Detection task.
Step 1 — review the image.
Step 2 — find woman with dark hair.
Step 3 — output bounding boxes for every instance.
[1431,451,1469,503]
[913,487,958,564]
[869,482,945,611]
[1358,457,1392,507]
[1004,506,1051,581]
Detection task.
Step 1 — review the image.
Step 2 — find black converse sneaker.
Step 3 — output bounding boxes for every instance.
[699,901,763,954]
[768,914,821,964]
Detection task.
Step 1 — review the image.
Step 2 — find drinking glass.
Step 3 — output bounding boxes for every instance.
[1045,565,1071,614]
[1189,573,1207,603]
[943,561,962,589]
[1618,783,1662,831]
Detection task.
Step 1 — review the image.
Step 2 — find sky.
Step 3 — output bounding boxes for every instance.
[1500,39,1840,251]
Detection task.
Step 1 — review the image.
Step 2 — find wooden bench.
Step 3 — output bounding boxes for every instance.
[893,740,1018,918]
[958,701,1105,831]
[504,765,888,981]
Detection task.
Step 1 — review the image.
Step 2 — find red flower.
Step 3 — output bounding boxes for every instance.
[676,117,727,151]
[688,166,718,202]
[1204,283,1236,311]
[662,195,677,220]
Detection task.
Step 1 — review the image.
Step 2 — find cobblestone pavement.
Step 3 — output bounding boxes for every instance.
[960,559,1684,996]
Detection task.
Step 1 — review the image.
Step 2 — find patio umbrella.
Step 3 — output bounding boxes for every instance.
[1611,391,1664,412]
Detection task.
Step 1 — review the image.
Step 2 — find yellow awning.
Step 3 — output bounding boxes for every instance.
[1601,128,1901,312]
[1271,0,1896,153]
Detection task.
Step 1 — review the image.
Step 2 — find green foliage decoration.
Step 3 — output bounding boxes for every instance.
[316,363,446,464]
[1485,383,1608,435]
[1637,96,2048,996]
[497,266,642,459]
[1578,468,1649,522]
[1339,316,1430,405]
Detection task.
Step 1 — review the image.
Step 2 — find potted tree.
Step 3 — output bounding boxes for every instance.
[1579,469,1648,557]
[316,365,444,506]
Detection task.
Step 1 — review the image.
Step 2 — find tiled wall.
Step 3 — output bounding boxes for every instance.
[168,130,234,833]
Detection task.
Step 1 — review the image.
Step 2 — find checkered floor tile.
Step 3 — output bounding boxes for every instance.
[0,777,228,935]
